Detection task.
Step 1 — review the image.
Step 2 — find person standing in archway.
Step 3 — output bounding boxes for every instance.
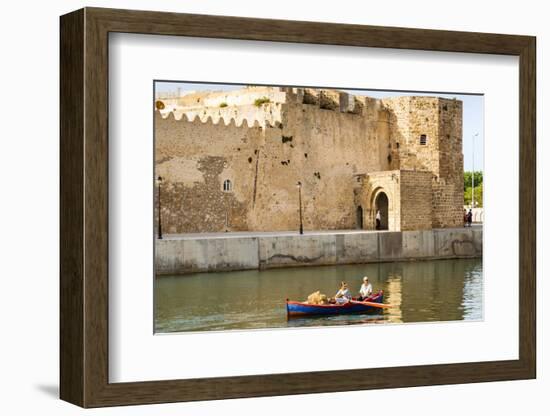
[376,210,381,230]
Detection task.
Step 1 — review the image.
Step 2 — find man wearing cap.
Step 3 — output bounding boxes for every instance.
[358,276,373,301]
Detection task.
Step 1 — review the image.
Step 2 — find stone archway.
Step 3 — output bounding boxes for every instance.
[374,192,389,230]
[362,172,401,231]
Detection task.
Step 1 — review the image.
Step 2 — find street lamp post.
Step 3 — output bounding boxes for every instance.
[157,176,163,239]
[297,181,303,235]
[471,133,479,208]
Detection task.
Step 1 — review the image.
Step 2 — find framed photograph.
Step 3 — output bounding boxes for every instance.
[60,7,536,408]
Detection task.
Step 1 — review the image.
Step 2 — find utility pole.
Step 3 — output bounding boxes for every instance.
[297,181,303,235]
[472,133,478,208]
[157,176,163,239]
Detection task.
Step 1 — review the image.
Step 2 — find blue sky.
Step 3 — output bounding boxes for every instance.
[155,81,483,172]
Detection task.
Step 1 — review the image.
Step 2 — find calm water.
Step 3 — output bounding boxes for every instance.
[155,258,483,333]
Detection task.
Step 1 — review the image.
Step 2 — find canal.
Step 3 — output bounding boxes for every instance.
[155,258,483,333]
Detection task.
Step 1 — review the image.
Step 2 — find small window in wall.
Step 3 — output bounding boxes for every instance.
[223,179,233,192]
[420,134,427,145]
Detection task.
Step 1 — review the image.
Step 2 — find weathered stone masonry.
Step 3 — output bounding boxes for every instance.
[155,86,464,233]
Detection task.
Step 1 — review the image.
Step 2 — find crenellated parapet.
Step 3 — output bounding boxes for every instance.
[156,109,267,129]
[156,86,383,131]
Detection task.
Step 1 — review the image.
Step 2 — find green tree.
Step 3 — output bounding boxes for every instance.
[464,184,483,207]
[464,171,483,207]
[464,171,483,190]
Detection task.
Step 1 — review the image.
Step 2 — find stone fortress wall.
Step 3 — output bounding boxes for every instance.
[155,86,464,233]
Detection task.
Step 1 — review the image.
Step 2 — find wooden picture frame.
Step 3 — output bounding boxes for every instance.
[60,7,536,408]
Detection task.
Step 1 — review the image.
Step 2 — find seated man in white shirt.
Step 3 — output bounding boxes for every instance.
[358,276,373,301]
[334,281,352,304]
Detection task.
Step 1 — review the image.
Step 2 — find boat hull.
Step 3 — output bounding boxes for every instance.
[286,292,384,317]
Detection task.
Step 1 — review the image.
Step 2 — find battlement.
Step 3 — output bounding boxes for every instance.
[156,86,393,131]
[157,86,287,105]
[156,107,268,129]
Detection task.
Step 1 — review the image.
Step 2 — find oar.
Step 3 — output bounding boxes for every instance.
[350,300,392,309]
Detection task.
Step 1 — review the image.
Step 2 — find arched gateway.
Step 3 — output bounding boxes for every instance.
[374,191,389,230]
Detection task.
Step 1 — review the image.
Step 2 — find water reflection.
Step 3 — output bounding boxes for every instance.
[155,258,483,333]
[386,274,402,324]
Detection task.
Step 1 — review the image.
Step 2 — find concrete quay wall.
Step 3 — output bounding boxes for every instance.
[155,227,482,275]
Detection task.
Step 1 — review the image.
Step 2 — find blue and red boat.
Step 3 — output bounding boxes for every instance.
[286,291,384,317]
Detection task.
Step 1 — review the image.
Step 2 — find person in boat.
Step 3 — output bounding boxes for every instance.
[358,276,373,301]
[334,281,352,304]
